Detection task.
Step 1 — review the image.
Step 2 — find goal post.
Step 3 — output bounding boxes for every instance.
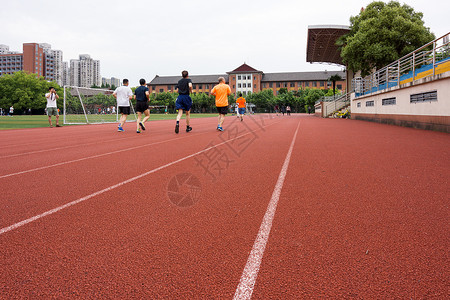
[63,86,137,125]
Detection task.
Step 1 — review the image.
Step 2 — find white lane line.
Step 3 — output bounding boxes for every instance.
[0,132,210,179]
[0,121,278,236]
[233,121,300,300]
[0,136,134,159]
[0,117,218,158]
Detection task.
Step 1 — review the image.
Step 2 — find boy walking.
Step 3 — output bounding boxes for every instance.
[113,78,133,132]
[45,87,61,127]
[134,78,150,133]
[174,70,193,134]
[211,77,231,131]
[236,93,246,122]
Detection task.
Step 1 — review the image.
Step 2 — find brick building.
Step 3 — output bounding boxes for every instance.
[148,63,346,96]
[0,43,63,84]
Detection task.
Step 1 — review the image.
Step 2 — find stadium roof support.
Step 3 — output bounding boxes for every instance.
[306,25,350,66]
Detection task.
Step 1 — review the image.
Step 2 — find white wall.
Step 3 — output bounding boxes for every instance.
[351,72,450,117]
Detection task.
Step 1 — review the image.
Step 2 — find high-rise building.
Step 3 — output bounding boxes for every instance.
[62,61,70,86]
[102,77,121,88]
[0,44,10,54]
[70,54,101,88]
[22,43,45,77]
[40,43,64,86]
[102,77,111,87]
[111,77,120,87]
[69,59,79,87]
[0,43,64,84]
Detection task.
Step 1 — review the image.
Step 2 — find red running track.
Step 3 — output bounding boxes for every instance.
[0,115,448,298]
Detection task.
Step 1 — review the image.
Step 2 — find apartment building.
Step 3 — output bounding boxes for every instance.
[148,63,346,96]
[70,54,101,88]
[0,43,64,84]
[102,77,121,87]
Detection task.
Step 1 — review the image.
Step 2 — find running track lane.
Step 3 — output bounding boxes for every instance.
[0,115,299,298]
[0,115,280,228]
[250,118,449,298]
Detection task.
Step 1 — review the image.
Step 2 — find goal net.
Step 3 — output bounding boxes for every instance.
[63,86,137,124]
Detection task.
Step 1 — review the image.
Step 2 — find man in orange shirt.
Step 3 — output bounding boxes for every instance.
[236,93,246,122]
[211,77,231,131]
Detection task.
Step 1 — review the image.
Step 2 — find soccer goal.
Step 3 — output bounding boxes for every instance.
[63,86,137,124]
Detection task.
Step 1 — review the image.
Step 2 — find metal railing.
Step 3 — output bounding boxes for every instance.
[322,92,351,117]
[352,32,450,97]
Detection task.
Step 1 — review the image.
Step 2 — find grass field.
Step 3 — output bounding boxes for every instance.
[0,114,219,130]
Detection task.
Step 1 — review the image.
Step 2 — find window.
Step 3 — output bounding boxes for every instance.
[243,83,246,88]
[410,91,437,103]
[276,83,281,88]
[247,75,251,80]
[290,82,295,87]
[337,84,342,90]
[233,85,235,88]
[357,102,361,108]
[269,83,273,88]
[198,85,202,89]
[205,84,209,89]
[366,101,374,107]
[248,83,251,88]
[320,81,324,87]
[167,85,171,90]
[159,89,164,93]
[193,84,196,89]
[283,83,287,88]
[238,83,241,88]
[254,76,256,80]
[254,84,257,89]
[232,77,235,81]
[382,97,396,105]
[238,75,241,80]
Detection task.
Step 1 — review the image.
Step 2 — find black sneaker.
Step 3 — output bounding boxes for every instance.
[175,124,179,134]
[139,122,146,130]
[186,126,192,132]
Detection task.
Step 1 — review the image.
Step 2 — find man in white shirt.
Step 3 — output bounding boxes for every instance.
[45,87,61,127]
[113,79,133,132]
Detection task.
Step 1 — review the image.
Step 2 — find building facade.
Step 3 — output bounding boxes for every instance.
[102,77,121,88]
[148,63,346,96]
[69,54,101,88]
[0,43,64,85]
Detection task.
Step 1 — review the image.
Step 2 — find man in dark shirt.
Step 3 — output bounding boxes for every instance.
[174,70,193,134]
[134,78,150,133]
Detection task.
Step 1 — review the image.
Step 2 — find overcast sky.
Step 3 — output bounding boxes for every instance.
[1,0,448,86]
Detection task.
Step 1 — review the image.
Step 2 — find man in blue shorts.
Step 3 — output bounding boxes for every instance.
[174,70,193,134]
[134,78,150,133]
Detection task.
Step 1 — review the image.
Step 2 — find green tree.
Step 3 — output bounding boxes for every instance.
[328,74,342,99]
[0,71,61,111]
[339,1,435,76]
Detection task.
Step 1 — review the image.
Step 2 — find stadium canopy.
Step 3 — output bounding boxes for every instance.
[306,25,350,66]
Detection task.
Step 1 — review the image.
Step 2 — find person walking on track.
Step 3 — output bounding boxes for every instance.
[236,93,246,122]
[113,79,133,132]
[134,78,150,133]
[174,70,193,134]
[211,77,231,131]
